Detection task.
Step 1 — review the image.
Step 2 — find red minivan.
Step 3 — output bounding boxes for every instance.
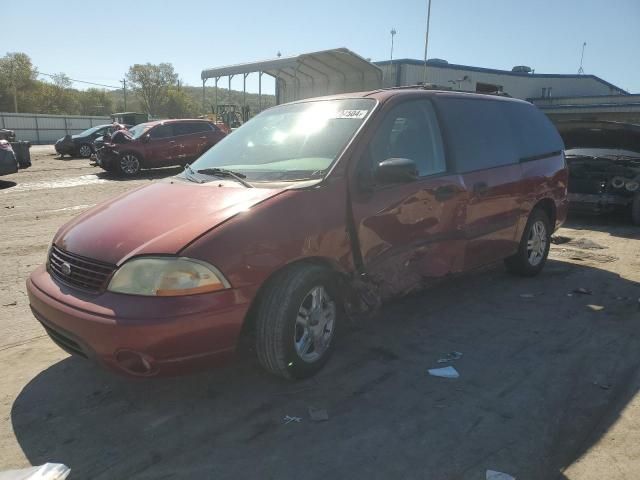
[27,88,568,379]
[97,118,226,176]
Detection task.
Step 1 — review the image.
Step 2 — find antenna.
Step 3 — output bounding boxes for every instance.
[578,41,586,74]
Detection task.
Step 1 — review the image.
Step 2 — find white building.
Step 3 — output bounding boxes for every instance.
[375,58,627,99]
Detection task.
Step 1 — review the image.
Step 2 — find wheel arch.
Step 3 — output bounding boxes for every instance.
[236,256,351,349]
[533,197,557,229]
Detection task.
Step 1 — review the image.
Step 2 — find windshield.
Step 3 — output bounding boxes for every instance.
[190,98,375,182]
[127,123,152,139]
[78,126,105,136]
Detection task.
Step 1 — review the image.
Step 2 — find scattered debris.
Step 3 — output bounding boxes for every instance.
[519,293,535,298]
[4,205,14,209]
[593,381,612,390]
[2,301,16,307]
[0,463,70,480]
[486,470,515,480]
[551,235,571,244]
[308,407,329,422]
[437,351,463,363]
[572,288,593,295]
[428,366,460,379]
[283,415,302,424]
[586,304,605,312]
[568,238,607,250]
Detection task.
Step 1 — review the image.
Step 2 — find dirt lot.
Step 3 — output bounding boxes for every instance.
[0,146,639,479]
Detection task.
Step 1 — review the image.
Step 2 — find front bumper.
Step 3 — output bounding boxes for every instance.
[568,192,632,213]
[95,148,119,170]
[27,265,255,377]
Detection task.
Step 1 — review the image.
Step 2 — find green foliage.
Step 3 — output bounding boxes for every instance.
[0,53,276,118]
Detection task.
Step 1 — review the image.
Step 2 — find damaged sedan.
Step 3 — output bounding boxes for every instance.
[27,88,567,380]
[557,120,640,224]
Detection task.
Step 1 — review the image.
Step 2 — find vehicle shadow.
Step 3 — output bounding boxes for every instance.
[96,166,183,182]
[0,180,17,190]
[565,211,639,240]
[10,258,640,479]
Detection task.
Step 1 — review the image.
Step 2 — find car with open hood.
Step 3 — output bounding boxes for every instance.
[557,120,640,224]
[27,88,567,379]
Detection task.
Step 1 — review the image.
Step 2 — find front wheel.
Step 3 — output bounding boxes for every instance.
[78,144,93,158]
[505,208,551,276]
[255,264,340,379]
[117,153,141,177]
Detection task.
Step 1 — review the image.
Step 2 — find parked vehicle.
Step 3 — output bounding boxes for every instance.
[55,124,114,158]
[557,120,640,224]
[27,88,567,379]
[0,140,18,176]
[95,119,226,176]
[0,128,16,142]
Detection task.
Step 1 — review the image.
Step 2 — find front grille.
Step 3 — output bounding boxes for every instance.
[48,245,116,293]
[41,322,87,358]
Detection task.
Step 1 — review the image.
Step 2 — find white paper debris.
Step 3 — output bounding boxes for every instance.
[428,366,460,379]
[586,304,604,312]
[283,415,302,424]
[486,470,515,480]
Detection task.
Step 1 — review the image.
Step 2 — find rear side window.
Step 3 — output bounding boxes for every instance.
[173,122,212,136]
[436,97,519,173]
[149,124,174,139]
[504,102,564,160]
[369,99,446,177]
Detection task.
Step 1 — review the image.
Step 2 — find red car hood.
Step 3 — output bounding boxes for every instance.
[54,179,285,265]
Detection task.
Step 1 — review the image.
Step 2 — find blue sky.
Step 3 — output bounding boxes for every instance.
[4,0,639,94]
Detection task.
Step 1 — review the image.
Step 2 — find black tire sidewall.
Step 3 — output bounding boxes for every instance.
[632,193,640,225]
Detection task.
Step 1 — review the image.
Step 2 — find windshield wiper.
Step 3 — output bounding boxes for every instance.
[196,168,253,188]
[183,164,203,183]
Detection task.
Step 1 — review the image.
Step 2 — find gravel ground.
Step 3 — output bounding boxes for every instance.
[0,146,639,479]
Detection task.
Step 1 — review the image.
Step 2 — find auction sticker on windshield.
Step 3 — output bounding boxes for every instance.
[335,110,368,119]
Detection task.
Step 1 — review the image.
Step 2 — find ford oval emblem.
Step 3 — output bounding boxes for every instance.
[61,262,72,276]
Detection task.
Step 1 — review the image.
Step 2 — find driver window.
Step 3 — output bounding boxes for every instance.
[149,124,173,139]
[369,99,446,177]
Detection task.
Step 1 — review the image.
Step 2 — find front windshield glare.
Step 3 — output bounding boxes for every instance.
[191,98,375,182]
[128,124,150,139]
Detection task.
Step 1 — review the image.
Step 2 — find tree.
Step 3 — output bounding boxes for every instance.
[163,87,197,118]
[126,63,178,116]
[0,52,38,112]
[78,88,113,116]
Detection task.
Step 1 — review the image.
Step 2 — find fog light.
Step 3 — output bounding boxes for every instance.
[611,176,626,189]
[115,350,154,375]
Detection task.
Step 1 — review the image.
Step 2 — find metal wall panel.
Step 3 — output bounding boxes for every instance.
[0,113,110,144]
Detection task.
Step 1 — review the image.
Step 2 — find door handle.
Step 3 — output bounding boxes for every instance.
[199,136,207,140]
[169,140,176,144]
[434,185,456,201]
[473,181,489,196]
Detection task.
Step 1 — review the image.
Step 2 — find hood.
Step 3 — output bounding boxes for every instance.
[557,121,640,153]
[54,179,285,265]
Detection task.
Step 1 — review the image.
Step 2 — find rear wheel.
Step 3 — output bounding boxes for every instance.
[78,144,93,158]
[255,264,340,379]
[505,208,551,276]
[117,153,141,177]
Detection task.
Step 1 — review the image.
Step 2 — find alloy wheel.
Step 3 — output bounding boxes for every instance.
[120,154,140,175]
[294,286,336,363]
[79,145,92,157]
[527,220,547,266]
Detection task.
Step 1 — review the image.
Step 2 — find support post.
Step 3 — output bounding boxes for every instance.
[258,71,263,110]
[202,78,207,114]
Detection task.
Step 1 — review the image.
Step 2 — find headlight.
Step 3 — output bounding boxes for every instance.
[107,257,230,296]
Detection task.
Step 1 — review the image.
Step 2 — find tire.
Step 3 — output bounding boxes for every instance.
[117,153,141,177]
[78,144,93,158]
[255,264,341,380]
[505,208,551,276]
[632,193,640,226]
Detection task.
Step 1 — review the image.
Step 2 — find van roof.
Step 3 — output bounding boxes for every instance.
[290,86,531,105]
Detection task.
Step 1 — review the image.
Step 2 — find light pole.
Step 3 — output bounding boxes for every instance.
[423,0,432,84]
[389,28,397,86]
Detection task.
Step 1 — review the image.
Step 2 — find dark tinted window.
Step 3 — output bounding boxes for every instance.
[149,124,173,139]
[369,99,446,177]
[504,102,564,159]
[436,97,519,173]
[173,122,210,136]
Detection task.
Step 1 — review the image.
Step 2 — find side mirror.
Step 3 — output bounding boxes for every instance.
[375,158,418,184]
[141,134,150,143]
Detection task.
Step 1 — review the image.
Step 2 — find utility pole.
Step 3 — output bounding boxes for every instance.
[389,28,397,86]
[422,0,433,84]
[578,42,587,74]
[121,78,127,110]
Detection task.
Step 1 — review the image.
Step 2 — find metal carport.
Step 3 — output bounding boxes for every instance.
[200,47,383,114]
